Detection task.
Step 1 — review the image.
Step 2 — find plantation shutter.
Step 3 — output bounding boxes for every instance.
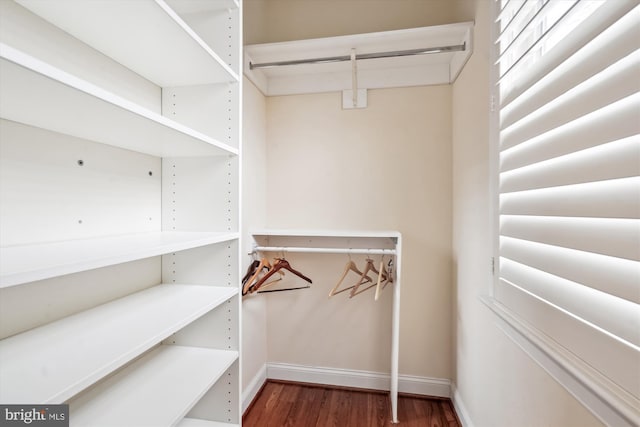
[495,0,640,403]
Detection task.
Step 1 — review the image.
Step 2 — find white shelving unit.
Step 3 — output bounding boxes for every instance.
[250,230,402,424]
[0,0,242,425]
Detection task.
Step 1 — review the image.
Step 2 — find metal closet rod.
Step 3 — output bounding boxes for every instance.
[249,42,466,69]
[253,246,397,255]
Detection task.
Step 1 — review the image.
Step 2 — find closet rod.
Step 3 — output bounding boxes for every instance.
[253,246,397,255]
[249,43,466,69]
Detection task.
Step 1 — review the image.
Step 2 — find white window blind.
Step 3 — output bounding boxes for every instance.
[494,0,639,422]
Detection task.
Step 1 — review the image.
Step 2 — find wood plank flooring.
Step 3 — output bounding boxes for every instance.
[243,381,461,427]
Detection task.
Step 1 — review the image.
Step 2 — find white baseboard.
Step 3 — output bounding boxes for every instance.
[242,364,267,413]
[451,382,474,427]
[266,362,451,398]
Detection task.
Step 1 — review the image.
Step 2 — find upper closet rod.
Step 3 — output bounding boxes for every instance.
[253,246,397,256]
[249,43,466,69]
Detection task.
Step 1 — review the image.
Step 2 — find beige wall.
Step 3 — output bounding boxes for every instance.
[243,0,458,383]
[451,1,604,426]
[243,1,606,425]
[264,86,452,378]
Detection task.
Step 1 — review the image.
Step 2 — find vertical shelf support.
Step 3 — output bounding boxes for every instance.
[390,233,402,423]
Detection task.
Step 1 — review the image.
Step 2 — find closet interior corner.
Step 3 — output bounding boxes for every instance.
[0,0,479,425]
[0,0,242,425]
[237,8,479,423]
[1,0,629,425]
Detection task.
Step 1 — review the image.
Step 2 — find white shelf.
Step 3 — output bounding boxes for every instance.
[244,22,473,96]
[0,231,239,288]
[0,45,238,158]
[178,420,239,427]
[251,229,400,254]
[15,0,239,86]
[251,229,401,238]
[69,345,238,426]
[0,284,237,404]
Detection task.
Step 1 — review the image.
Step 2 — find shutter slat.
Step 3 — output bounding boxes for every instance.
[500,95,640,172]
[500,1,636,107]
[500,215,640,262]
[496,279,640,398]
[500,52,640,151]
[496,0,533,45]
[496,0,523,26]
[498,0,575,71]
[501,10,640,129]
[500,237,640,304]
[500,137,639,193]
[500,177,640,219]
[499,259,639,348]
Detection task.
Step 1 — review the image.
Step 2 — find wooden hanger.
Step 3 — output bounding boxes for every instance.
[242,259,261,289]
[250,265,287,292]
[243,257,277,295]
[374,258,390,301]
[251,258,312,293]
[350,258,385,298]
[374,258,394,300]
[329,257,373,297]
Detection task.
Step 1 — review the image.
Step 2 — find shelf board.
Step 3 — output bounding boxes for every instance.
[244,22,473,96]
[0,45,238,158]
[251,229,401,239]
[69,345,238,426]
[0,231,239,288]
[15,0,238,86]
[0,284,237,404]
[250,229,402,255]
[178,420,239,427]
[251,229,401,255]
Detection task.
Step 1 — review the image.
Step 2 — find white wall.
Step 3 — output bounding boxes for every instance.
[450,2,605,426]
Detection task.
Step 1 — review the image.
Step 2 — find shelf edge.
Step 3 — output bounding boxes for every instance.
[0,232,240,288]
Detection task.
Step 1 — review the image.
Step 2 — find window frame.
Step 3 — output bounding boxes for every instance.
[483,2,639,426]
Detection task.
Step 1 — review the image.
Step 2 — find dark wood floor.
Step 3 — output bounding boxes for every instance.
[243,381,461,427]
